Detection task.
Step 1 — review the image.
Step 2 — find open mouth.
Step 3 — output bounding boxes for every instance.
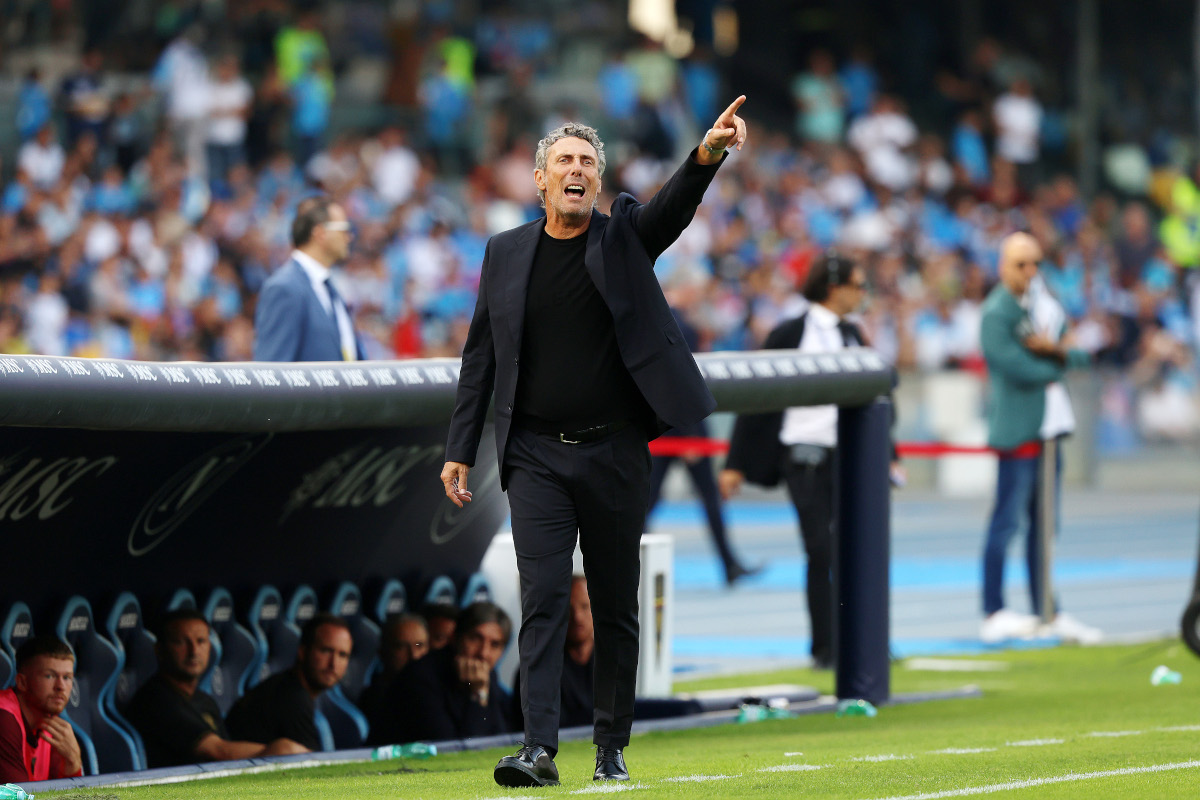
[564,184,586,198]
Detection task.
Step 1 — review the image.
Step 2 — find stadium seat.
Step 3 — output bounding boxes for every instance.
[201,588,262,716]
[328,583,380,705]
[55,596,142,774]
[285,585,319,629]
[1,603,34,660]
[244,585,295,687]
[373,579,408,624]
[166,588,197,611]
[0,648,12,691]
[104,593,156,715]
[460,573,493,607]
[315,685,368,750]
[423,575,458,608]
[102,592,154,769]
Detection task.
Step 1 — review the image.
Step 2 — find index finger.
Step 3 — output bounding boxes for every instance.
[719,95,746,121]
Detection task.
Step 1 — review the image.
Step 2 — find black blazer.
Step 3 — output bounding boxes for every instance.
[725,312,865,488]
[446,151,722,486]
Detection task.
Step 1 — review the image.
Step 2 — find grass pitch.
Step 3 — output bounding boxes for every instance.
[42,640,1200,799]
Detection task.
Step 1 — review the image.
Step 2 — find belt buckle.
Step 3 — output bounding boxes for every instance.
[559,433,582,444]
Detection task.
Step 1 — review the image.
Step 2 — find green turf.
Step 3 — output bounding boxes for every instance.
[42,640,1200,799]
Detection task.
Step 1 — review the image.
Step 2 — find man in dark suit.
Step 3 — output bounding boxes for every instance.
[253,195,365,361]
[440,96,748,787]
[719,253,870,671]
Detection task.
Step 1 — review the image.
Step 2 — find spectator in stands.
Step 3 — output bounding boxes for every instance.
[205,53,253,187]
[978,232,1101,644]
[16,69,51,143]
[58,49,110,148]
[0,635,82,782]
[17,125,65,190]
[226,612,353,752]
[422,603,458,651]
[126,608,307,767]
[275,7,332,89]
[720,252,872,671]
[290,55,334,169]
[358,613,428,734]
[791,49,844,147]
[154,24,212,179]
[993,78,1043,190]
[252,194,364,362]
[371,602,512,746]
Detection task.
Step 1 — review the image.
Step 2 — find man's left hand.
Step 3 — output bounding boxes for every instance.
[699,95,748,164]
[40,715,82,776]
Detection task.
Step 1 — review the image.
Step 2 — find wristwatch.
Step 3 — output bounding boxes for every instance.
[702,129,725,155]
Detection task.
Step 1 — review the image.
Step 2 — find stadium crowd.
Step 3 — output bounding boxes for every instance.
[0,1,1197,442]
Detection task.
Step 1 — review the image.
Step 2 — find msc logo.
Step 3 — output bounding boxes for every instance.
[128,434,273,557]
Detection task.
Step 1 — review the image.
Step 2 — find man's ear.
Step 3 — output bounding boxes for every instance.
[13,673,26,693]
[533,168,546,193]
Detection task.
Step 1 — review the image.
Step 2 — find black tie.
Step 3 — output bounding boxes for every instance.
[324,277,345,322]
[324,278,353,361]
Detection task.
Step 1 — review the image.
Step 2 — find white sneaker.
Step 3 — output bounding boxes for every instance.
[1046,612,1103,644]
[980,609,1040,643]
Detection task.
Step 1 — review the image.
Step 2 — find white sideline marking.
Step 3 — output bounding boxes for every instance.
[1159,725,1200,732]
[784,751,805,756]
[863,759,1200,800]
[929,748,996,755]
[1005,738,1063,747]
[570,783,647,794]
[1086,730,1142,737]
[851,755,913,762]
[904,658,1009,673]
[758,764,825,772]
[664,775,739,782]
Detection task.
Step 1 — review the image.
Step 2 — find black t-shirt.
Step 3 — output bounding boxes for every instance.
[514,229,648,431]
[125,674,228,768]
[225,669,320,751]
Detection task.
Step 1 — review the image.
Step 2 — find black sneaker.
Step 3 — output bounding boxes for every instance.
[594,746,629,781]
[494,743,560,787]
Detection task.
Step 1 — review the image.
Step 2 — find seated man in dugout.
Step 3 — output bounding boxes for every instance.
[0,635,82,782]
[421,602,458,651]
[127,608,308,767]
[360,612,429,739]
[226,612,353,752]
[373,602,513,745]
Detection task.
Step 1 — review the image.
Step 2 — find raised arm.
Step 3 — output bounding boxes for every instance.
[632,95,748,260]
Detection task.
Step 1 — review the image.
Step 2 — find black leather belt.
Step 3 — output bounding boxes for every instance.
[541,420,630,444]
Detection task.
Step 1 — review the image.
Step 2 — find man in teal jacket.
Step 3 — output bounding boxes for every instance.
[979,232,1100,644]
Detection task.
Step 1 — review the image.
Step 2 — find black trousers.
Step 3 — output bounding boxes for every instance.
[781,450,835,665]
[505,424,651,752]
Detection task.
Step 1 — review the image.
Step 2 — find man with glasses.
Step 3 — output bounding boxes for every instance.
[253,194,364,361]
[720,252,871,671]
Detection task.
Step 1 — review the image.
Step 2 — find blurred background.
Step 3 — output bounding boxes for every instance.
[0,0,1199,489]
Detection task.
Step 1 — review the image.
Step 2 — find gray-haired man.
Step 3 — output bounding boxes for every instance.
[440,97,749,787]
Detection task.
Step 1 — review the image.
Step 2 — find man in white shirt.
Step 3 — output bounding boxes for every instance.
[253,195,363,362]
[720,253,870,670]
[993,78,1042,188]
[17,125,65,190]
[206,53,253,185]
